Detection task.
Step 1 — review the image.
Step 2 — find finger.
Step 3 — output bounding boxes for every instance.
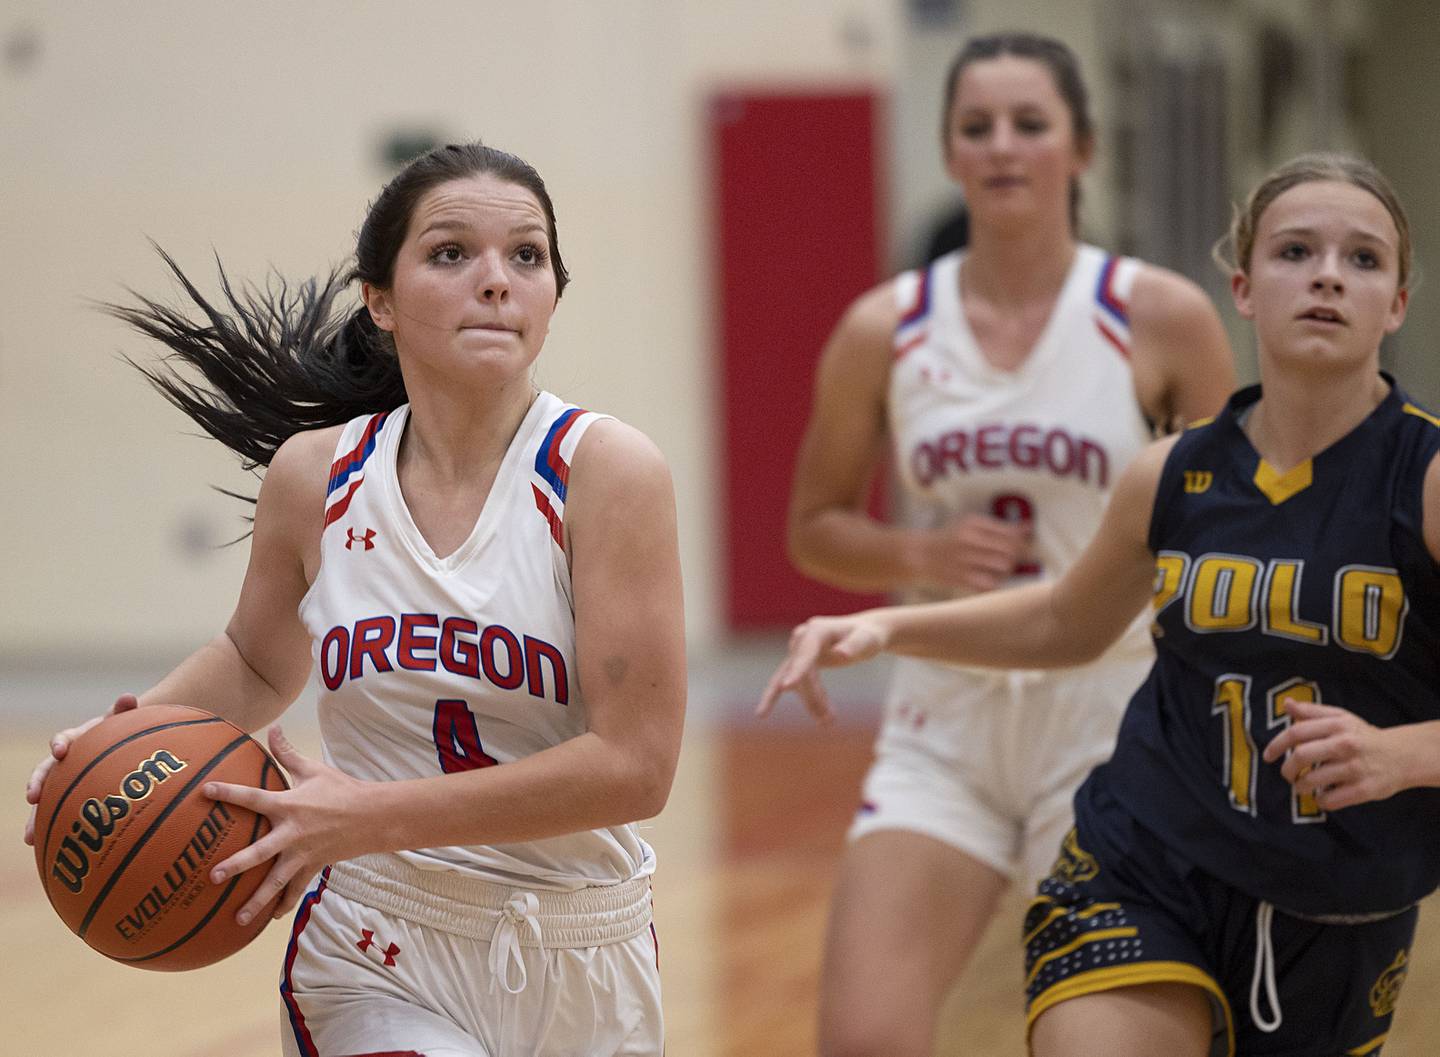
[205,780,275,814]
[1280,697,1342,719]
[267,726,307,774]
[273,875,309,919]
[756,669,787,718]
[798,669,835,726]
[26,755,58,802]
[111,693,140,715]
[23,804,37,846]
[234,860,293,926]
[210,830,283,886]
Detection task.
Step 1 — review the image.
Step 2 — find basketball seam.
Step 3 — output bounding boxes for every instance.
[77,734,251,938]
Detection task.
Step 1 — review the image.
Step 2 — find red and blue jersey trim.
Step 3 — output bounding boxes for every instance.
[323,411,389,528]
[280,866,331,1057]
[1094,256,1132,359]
[894,266,932,361]
[532,406,588,546]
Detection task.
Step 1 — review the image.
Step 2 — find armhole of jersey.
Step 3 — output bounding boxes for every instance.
[530,407,614,556]
[1093,255,1138,361]
[1146,428,1194,554]
[1398,401,1440,556]
[893,267,929,360]
[297,410,392,620]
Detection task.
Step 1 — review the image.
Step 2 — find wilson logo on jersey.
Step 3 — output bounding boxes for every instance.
[1183,471,1213,493]
[345,527,377,551]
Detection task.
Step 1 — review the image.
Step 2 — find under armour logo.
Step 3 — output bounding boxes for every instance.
[346,528,377,551]
[356,928,401,966]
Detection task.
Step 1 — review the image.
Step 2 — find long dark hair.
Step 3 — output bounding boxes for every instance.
[106,142,568,482]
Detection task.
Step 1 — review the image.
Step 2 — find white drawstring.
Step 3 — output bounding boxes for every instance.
[1250,900,1282,1033]
[488,891,544,994]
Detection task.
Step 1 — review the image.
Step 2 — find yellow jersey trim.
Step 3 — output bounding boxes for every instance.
[1403,402,1440,428]
[1187,415,1216,430]
[1254,457,1313,504]
[1025,927,1138,988]
[1347,1031,1389,1055]
[1026,960,1235,1057]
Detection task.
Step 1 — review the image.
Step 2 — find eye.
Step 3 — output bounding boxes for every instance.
[1352,248,1380,270]
[514,243,549,267]
[1279,242,1309,261]
[428,243,465,265]
[1016,116,1049,134]
[958,119,991,139]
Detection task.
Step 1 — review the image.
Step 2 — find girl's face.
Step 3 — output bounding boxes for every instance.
[1232,180,1408,372]
[943,56,1090,228]
[363,173,558,389]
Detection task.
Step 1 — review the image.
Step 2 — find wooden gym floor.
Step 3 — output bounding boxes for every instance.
[8,685,1440,1056]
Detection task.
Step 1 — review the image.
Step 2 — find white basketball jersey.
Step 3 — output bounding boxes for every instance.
[297,392,654,891]
[888,244,1153,658]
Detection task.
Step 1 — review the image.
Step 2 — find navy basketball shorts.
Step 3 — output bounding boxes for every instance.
[1022,798,1417,1056]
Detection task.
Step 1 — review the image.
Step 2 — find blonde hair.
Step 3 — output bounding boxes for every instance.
[1215,152,1412,290]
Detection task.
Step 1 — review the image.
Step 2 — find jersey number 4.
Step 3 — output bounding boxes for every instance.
[1211,675,1324,824]
[433,698,499,773]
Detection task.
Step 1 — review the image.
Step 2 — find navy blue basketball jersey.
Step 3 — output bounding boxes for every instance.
[1080,375,1440,916]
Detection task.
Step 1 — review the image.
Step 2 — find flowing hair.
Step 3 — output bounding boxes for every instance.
[103,143,568,519]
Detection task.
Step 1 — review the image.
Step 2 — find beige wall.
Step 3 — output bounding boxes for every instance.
[6,0,1440,668]
[0,0,899,661]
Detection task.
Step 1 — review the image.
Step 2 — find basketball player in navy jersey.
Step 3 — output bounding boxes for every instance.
[26,143,685,1057]
[759,32,1233,1057]
[762,152,1440,1056]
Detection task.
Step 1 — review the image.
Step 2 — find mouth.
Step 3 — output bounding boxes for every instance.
[1296,306,1346,326]
[460,323,518,334]
[984,175,1026,189]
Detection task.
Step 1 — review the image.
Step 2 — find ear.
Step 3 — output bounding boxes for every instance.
[362,281,396,333]
[1230,270,1254,320]
[1073,132,1095,176]
[1385,286,1409,335]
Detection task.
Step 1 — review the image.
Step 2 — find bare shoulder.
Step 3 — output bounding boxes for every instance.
[1127,263,1223,331]
[1422,449,1440,564]
[826,278,903,368]
[568,417,675,506]
[258,425,345,527]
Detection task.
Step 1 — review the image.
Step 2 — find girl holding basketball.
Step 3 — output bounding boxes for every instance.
[762,152,1440,1056]
[25,142,686,1057]
[761,32,1233,1057]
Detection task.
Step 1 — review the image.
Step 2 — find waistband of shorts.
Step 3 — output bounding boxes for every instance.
[1273,901,1417,926]
[324,853,653,948]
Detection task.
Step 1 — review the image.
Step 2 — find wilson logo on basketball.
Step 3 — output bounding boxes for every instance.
[50,750,188,895]
[346,527,377,551]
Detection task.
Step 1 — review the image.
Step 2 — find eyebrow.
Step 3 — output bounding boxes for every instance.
[1268,225,1392,244]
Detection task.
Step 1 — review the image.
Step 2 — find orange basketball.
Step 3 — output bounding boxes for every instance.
[32,704,290,971]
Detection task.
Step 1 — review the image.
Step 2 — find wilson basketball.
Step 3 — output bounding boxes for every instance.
[33,704,289,971]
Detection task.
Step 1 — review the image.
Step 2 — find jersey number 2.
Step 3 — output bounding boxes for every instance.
[991,493,1040,576]
[433,698,499,773]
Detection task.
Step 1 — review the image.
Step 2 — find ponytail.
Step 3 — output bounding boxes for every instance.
[103,246,408,478]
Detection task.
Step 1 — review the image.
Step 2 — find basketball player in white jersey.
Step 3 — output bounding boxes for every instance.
[757,34,1235,1057]
[26,143,685,1057]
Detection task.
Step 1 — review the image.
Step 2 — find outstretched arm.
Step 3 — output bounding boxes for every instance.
[760,436,1174,722]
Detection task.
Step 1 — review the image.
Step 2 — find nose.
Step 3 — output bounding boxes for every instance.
[989,118,1018,154]
[476,252,510,302]
[1311,250,1344,294]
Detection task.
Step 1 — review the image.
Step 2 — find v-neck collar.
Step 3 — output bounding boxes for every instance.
[379,397,549,574]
